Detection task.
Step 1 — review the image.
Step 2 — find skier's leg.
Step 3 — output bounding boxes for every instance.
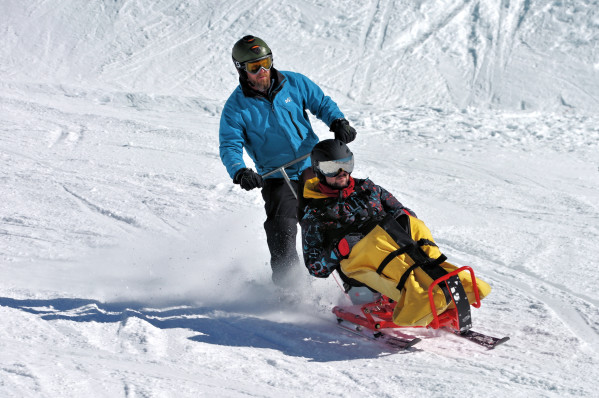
[264,216,300,286]
[345,286,382,305]
[337,269,382,304]
[261,179,300,287]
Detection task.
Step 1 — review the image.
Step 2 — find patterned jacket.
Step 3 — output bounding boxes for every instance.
[300,177,415,277]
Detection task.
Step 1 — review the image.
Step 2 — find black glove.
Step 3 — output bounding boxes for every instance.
[233,168,264,191]
[330,118,357,143]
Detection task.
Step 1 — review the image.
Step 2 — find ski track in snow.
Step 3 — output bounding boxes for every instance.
[2,0,599,397]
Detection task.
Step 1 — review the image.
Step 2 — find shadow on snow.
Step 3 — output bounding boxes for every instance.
[0,296,415,362]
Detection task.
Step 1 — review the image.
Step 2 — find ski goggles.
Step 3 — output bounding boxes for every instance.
[245,55,273,74]
[316,156,354,177]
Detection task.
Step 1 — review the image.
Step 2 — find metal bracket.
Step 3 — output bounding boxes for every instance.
[260,154,310,199]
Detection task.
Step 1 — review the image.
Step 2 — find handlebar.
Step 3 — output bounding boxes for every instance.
[260,154,310,200]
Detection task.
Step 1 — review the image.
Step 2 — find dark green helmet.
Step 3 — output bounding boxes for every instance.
[232,35,272,72]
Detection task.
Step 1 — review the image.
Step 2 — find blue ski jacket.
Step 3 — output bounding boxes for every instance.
[219,69,345,180]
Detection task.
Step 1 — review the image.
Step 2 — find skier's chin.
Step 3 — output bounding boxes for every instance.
[329,181,349,189]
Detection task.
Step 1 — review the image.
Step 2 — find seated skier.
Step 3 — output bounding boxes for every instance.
[299,139,416,299]
[299,139,491,327]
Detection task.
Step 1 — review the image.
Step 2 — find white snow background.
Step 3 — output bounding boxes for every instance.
[1,0,598,397]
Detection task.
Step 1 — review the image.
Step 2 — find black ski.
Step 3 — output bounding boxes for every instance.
[451,329,510,349]
[336,319,421,350]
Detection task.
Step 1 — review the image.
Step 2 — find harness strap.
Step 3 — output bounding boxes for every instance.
[445,274,473,332]
[417,238,437,247]
[395,254,448,292]
[376,213,452,304]
[324,213,384,244]
[376,244,414,275]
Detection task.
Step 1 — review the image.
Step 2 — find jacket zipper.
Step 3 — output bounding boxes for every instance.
[287,110,304,140]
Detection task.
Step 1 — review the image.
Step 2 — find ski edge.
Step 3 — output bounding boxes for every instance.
[452,329,510,349]
[336,319,421,350]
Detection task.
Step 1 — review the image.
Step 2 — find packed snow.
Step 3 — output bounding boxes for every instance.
[1,0,598,397]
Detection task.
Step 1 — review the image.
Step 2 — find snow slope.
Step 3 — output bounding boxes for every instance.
[1,0,598,396]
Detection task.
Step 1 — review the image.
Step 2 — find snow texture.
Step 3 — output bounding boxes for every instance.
[1,0,598,397]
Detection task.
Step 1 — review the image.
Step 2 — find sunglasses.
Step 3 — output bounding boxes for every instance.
[316,156,354,177]
[245,55,273,75]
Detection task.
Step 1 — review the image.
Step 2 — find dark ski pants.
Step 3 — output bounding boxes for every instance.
[261,178,300,286]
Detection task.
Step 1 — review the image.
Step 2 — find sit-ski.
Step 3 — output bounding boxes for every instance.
[333,266,510,350]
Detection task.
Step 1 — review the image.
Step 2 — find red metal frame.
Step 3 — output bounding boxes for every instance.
[332,266,481,332]
[427,266,480,329]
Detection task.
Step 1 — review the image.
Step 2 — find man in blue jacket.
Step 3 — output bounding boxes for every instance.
[219,35,357,287]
